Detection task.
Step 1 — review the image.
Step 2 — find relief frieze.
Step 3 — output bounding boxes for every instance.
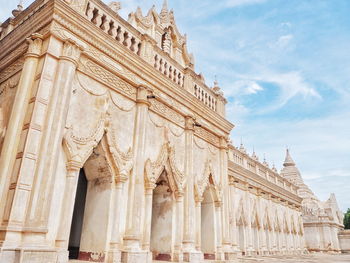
[149,99,185,127]
[78,57,136,99]
[194,126,220,147]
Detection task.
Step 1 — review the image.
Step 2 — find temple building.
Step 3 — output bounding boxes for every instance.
[280,150,344,253]
[0,0,345,262]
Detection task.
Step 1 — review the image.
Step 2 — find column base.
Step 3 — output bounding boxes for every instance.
[0,248,58,263]
[182,250,203,262]
[108,249,122,263]
[121,250,151,263]
[224,251,237,260]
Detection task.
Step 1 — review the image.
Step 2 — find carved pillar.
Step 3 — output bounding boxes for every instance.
[123,86,150,260]
[219,137,234,259]
[229,182,239,252]
[215,201,224,260]
[55,163,81,256]
[109,175,128,262]
[0,34,43,227]
[173,191,184,262]
[29,39,83,229]
[142,182,156,251]
[195,197,203,251]
[182,115,200,262]
[245,194,254,255]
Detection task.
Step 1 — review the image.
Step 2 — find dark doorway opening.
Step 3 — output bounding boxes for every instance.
[68,168,88,259]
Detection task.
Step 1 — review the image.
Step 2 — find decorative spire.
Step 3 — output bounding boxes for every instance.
[161,0,168,15]
[283,148,295,167]
[251,147,259,161]
[239,138,246,153]
[272,162,277,172]
[12,0,24,17]
[263,154,269,167]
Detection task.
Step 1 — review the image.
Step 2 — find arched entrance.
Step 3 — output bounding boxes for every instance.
[62,140,119,262]
[201,181,217,260]
[68,168,88,259]
[150,170,176,261]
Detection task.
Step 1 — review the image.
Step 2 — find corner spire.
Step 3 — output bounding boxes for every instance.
[161,0,168,14]
[283,148,295,167]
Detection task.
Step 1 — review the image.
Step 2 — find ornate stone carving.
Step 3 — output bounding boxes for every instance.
[63,112,108,169]
[195,159,221,201]
[144,142,185,192]
[76,72,107,96]
[109,2,121,13]
[61,39,84,64]
[0,72,20,96]
[79,57,136,98]
[162,30,172,54]
[194,126,220,147]
[26,33,43,57]
[150,99,185,127]
[105,120,133,182]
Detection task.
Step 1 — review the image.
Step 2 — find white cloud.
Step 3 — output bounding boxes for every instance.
[228,80,264,97]
[248,71,322,112]
[273,34,294,49]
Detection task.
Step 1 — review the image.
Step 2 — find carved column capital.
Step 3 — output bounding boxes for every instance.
[136,86,151,106]
[66,160,82,175]
[175,190,184,200]
[60,39,84,66]
[115,173,128,184]
[219,136,229,150]
[184,115,195,131]
[145,181,156,191]
[25,33,43,58]
[215,201,223,208]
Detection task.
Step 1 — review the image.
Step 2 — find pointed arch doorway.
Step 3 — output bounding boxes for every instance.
[150,169,176,261]
[201,176,218,260]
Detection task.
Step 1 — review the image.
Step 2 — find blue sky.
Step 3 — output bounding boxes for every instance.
[1,0,350,211]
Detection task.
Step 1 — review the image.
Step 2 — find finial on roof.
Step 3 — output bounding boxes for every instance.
[251,147,259,161]
[12,0,24,17]
[239,138,246,153]
[263,154,269,167]
[109,2,121,13]
[283,148,295,167]
[272,163,277,172]
[161,0,168,14]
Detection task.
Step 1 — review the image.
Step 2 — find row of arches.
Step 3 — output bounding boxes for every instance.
[233,196,304,256]
[59,120,303,261]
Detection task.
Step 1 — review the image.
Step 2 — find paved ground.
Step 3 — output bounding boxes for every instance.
[153,254,350,263]
[71,254,350,262]
[237,254,350,263]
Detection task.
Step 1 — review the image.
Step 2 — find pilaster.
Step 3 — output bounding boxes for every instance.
[29,38,83,233]
[0,33,43,249]
[108,175,128,263]
[182,116,201,262]
[122,86,151,262]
